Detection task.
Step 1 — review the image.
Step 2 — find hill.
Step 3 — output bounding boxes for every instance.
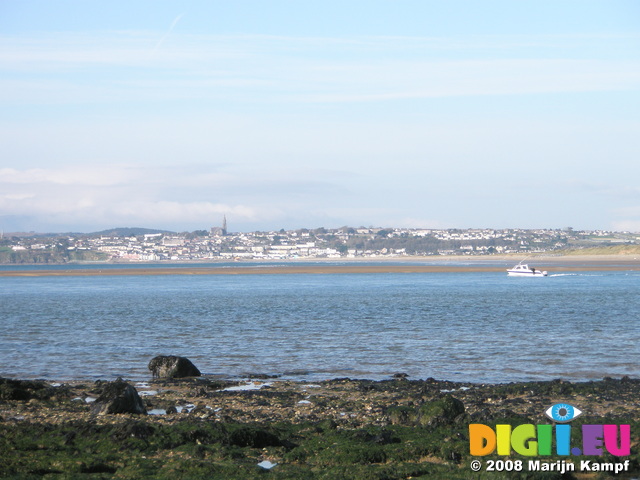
[88,227,175,237]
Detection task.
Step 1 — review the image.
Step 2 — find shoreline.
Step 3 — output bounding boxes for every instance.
[2,375,639,478]
[1,254,639,277]
[4,374,638,427]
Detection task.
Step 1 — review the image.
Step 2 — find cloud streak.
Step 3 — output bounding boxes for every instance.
[153,13,185,53]
[2,32,639,107]
[0,166,137,186]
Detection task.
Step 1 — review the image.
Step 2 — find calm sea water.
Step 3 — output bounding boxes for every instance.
[1,268,639,383]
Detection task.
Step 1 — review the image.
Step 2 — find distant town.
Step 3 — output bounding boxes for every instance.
[2,218,639,264]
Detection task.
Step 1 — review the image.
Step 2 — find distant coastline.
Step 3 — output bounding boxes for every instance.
[4,227,639,265]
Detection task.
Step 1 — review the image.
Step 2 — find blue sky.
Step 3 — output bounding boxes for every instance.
[1,1,639,233]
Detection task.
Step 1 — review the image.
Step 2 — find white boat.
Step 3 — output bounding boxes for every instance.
[507,263,548,277]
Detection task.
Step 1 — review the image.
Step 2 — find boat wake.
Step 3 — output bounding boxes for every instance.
[549,273,606,277]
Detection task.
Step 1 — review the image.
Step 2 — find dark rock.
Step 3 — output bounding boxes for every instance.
[190,404,209,415]
[0,378,57,401]
[353,428,400,445]
[248,373,280,380]
[392,372,409,379]
[387,405,419,426]
[386,394,465,426]
[80,463,117,474]
[90,378,147,415]
[469,408,494,424]
[109,421,155,441]
[317,419,338,431]
[148,356,201,379]
[228,425,282,448]
[418,395,465,426]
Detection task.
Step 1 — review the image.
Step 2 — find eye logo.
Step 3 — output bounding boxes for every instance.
[545,403,582,423]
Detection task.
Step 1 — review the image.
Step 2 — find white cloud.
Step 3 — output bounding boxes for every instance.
[609,204,640,233]
[614,206,640,217]
[611,220,640,233]
[1,193,35,200]
[0,164,260,230]
[0,195,259,232]
[393,217,449,229]
[562,180,640,199]
[0,166,138,186]
[109,200,257,225]
[300,59,640,103]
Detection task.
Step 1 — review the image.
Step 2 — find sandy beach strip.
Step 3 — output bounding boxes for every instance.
[1,256,639,277]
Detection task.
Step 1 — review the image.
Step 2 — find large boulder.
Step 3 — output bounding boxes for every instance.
[90,378,147,415]
[148,355,201,379]
[0,378,57,401]
[386,395,465,426]
[418,395,465,426]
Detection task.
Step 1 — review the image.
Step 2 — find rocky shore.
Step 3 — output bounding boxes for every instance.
[2,375,639,479]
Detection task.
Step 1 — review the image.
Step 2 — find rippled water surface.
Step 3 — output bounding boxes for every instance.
[2,270,639,383]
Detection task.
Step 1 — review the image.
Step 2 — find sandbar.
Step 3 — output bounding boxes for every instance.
[1,255,639,277]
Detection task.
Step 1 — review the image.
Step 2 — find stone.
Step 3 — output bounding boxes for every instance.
[387,405,419,426]
[90,378,147,415]
[228,425,283,448]
[0,378,57,401]
[148,356,201,379]
[418,395,465,426]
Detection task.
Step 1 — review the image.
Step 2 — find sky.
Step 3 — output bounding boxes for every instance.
[1,1,639,233]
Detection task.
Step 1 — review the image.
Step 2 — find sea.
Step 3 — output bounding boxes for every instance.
[1,261,639,384]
